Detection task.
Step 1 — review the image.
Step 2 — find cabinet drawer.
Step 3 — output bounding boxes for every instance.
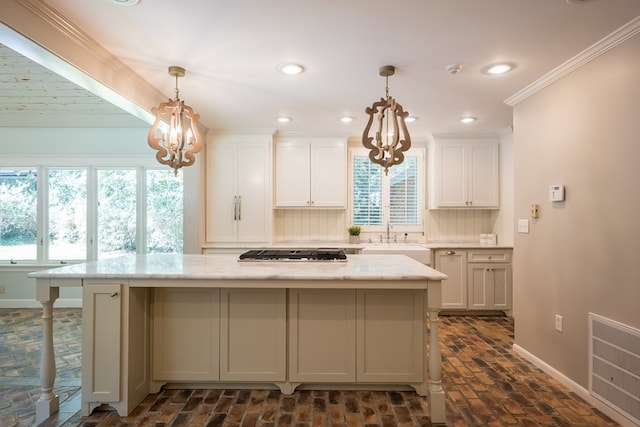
[467,251,511,263]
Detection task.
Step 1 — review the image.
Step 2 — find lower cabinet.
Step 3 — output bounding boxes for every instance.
[82,282,150,417]
[288,289,356,382]
[288,289,423,384]
[220,288,287,382]
[153,288,220,381]
[434,248,512,312]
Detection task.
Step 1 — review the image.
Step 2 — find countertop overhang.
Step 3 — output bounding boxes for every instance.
[28,254,447,284]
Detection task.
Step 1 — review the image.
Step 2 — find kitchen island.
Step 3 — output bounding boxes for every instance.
[30,253,447,424]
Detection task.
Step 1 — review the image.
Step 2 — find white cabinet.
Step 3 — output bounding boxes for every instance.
[205,133,272,244]
[467,251,512,311]
[275,139,346,208]
[433,249,468,310]
[82,283,122,404]
[356,289,423,383]
[429,139,499,208]
[433,248,512,312]
[289,289,356,382]
[220,288,287,382]
[152,288,219,381]
[82,282,150,417]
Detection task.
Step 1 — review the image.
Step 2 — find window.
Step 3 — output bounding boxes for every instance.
[351,148,424,231]
[0,164,183,264]
[48,169,87,261]
[0,169,38,261]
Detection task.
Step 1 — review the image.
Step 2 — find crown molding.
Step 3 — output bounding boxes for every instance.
[505,16,640,107]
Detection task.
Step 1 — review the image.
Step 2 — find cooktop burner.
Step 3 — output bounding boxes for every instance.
[238,248,347,261]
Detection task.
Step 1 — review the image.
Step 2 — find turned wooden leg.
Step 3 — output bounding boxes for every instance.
[35,287,60,424]
[427,308,446,424]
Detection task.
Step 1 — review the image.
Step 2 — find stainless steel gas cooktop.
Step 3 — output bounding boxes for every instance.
[238,249,347,262]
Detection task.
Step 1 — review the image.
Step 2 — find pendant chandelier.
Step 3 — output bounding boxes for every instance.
[148,66,203,175]
[362,65,411,175]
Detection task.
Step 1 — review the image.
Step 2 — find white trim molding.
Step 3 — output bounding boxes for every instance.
[505,16,640,107]
[513,344,638,427]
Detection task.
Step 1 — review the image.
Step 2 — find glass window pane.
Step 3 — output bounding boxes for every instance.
[97,169,137,259]
[0,169,37,260]
[48,169,87,260]
[146,169,183,253]
[352,156,383,225]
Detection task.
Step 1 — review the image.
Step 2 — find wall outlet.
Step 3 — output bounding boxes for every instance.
[0,284,5,294]
[555,314,563,332]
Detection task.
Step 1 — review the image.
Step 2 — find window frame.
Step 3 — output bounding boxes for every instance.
[348,147,425,234]
[0,155,183,266]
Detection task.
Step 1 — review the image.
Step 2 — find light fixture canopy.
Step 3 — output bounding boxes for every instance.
[362,65,412,175]
[147,66,203,175]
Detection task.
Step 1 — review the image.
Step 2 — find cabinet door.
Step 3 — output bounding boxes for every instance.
[289,289,356,382]
[153,288,220,381]
[206,144,237,242]
[82,283,122,403]
[220,288,287,381]
[435,250,468,309]
[468,264,490,309]
[490,264,512,309]
[236,143,271,242]
[275,142,311,207]
[434,144,467,207]
[468,143,499,207]
[356,289,423,383]
[309,141,346,207]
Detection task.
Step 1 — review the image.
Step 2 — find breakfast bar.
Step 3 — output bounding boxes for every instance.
[31,253,447,424]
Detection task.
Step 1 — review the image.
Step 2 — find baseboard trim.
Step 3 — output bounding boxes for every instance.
[512,344,636,427]
[0,299,82,309]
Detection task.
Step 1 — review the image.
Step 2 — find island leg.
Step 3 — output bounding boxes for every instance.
[35,282,60,424]
[426,280,446,425]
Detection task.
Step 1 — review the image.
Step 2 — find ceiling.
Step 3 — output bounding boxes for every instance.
[2,0,640,138]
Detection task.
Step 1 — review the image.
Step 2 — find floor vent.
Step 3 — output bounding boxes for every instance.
[588,313,640,425]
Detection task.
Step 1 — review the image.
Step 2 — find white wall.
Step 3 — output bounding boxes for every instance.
[512,32,640,388]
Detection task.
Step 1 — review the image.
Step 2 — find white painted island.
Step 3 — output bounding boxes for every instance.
[30,253,447,424]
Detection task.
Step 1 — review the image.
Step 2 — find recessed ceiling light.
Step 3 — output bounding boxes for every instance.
[279,64,304,75]
[110,0,140,5]
[340,116,354,123]
[481,62,515,75]
[460,116,477,124]
[277,116,292,123]
[405,116,418,123]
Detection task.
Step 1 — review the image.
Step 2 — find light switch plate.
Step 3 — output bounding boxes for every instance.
[517,219,529,233]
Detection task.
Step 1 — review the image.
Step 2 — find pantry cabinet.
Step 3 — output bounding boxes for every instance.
[205,133,272,244]
[429,139,499,208]
[433,248,512,312]
[275,139,346,208]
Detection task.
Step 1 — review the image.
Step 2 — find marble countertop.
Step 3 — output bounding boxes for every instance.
[28,254,447,283]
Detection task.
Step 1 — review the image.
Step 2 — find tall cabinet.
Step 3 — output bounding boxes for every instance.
[205,132,273,244]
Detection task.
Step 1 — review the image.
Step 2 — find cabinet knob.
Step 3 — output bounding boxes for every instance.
[445,250,456,255]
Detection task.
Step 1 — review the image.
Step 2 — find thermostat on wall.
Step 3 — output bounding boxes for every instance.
[549,185,565,202]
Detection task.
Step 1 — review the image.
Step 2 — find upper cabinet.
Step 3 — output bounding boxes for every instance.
[205,132,273,244]
[428,139,499,209]
[275,138,346,208]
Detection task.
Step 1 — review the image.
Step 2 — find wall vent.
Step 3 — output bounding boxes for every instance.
[588,313,640,425]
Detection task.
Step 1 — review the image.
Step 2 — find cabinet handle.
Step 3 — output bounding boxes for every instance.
[237,196,242,221]
[110,292,118,298]
[445,250,456,255]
